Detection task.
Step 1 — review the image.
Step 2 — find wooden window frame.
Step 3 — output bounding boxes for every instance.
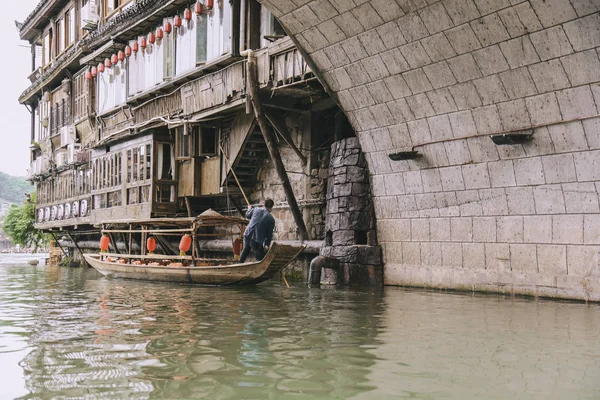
[104,0,132,19]
[198,126,219,157]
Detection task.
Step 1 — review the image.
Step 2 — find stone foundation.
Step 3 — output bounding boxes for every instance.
[321,137,382,285]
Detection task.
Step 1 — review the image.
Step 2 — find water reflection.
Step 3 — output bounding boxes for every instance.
[1,258,599,399]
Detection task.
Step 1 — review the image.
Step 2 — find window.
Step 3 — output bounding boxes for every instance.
[163,21,174,79]
[43,30,52,67]
[175,14,197,76]
[157,143,174,181]
[175,126,192,159]
[260,7,286,48]
[66,8,75,46]
[199,127,217,156]
[104,0,131,17]
[57,17,65,54]
[206,0,232,60]
[156,143,175,203]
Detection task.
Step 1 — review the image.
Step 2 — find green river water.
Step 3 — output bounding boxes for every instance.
[0,254,598,399]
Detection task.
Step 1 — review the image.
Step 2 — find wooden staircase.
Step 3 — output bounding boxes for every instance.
[224,128,268,190]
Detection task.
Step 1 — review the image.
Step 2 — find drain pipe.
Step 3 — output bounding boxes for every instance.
[308,256,340,285]
[240,49,309,242]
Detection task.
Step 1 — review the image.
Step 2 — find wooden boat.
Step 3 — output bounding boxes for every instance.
[83,210,306,285]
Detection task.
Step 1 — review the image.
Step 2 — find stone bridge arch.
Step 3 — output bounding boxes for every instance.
[259,0,600,301]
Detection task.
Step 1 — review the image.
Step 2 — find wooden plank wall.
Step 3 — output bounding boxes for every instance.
[181,62,244,116]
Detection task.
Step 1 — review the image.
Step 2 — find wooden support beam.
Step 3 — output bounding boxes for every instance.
[265,111,307,166]
[155,234,177,255]
[107,232,121,254]
[246,54,309,241]
[50,232,69,258]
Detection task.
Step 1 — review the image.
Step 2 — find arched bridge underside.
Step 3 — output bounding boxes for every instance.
[259,0,600,301]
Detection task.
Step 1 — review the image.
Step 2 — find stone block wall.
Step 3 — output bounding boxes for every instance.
[321,137,383,285]
[247,112,330,241]
[260,0,600,300]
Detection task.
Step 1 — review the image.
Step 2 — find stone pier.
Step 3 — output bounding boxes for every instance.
[321,137,382,285]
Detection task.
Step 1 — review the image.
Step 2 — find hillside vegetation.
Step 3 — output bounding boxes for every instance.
[0,172,33,204]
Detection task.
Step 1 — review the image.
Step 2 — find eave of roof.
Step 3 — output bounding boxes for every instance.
[19,0,70,42]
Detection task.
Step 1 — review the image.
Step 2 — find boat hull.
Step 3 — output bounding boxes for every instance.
[83,242,305,285]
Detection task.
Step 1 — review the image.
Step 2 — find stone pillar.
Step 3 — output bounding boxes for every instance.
[320,137,382,285]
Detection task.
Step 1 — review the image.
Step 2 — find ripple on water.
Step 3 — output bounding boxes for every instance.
[0,265,598,399]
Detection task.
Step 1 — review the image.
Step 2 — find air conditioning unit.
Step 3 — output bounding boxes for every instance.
[41,155,51,173]
[56,152,68,167]
[67,143,82,164]
[60,126,76,147]
[81,0,99,31]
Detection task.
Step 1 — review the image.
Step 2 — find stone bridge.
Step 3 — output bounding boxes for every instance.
[259,0,600,301]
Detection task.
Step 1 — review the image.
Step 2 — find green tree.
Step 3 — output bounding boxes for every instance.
[2,193,48,251]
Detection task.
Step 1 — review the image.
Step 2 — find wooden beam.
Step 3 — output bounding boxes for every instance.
[246,54,309,241]
[107,232,121,254]
[265,111,307,166]
[50,232,69,258]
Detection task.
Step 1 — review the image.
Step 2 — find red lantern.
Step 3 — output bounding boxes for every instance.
[148,32,156,44]
[140,37,147,49]
[195,2,203,14]
[85,71,92,80]
[156,28,164,40]
[207,0,214,9]
[118,51,125,62]
[164,22,172,34]
[184,8,192,21]
[104,58,112,68]
[179,234,192,256]
[174,15,182,27]
[91,66,98,77]
[147,237,157,254]
[100,235,110,252]
[124,45,132,57]
[111,54,118,64]
[132,42,139,53]
[97,62,105,73]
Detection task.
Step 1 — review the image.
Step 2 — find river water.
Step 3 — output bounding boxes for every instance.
[1,254,599,399]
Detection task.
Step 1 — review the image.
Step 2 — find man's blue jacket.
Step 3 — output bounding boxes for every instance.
[244,207,275,246]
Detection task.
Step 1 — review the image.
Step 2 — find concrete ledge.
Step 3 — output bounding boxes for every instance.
[385,263,600,302]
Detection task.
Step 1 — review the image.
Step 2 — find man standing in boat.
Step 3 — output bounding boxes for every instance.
[239,199,276,262]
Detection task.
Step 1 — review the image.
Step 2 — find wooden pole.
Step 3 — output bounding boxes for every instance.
[245,54,308,241]
[50,232,69,258]
[219,142,251,207]
[265,111,307,165]
[107,232,121,254]
[128,224,133,254]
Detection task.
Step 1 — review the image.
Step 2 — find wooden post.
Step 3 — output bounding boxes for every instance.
[245,54,308,241]
[128,224,133,254]
[141,227,147,256]
[107,232,121,254]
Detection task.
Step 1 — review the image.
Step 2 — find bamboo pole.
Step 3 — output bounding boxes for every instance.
[244,52,309,241]
[219,142,251,207]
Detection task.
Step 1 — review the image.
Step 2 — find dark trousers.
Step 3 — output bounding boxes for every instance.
[239,236,265,263]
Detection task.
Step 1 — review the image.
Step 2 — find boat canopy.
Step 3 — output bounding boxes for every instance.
[97,209,248,229]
